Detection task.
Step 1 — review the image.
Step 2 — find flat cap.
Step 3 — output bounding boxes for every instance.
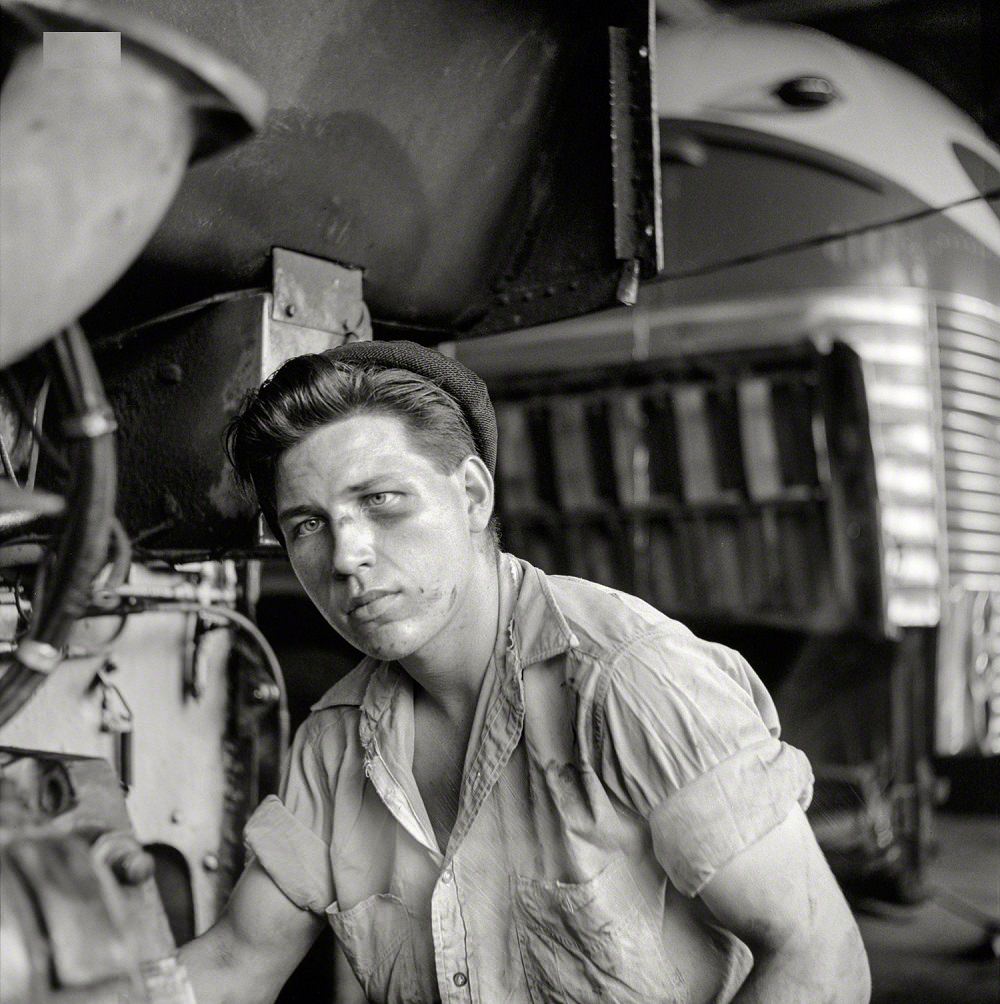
[323,339,497,476]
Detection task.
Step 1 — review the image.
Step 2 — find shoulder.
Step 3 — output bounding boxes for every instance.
[540,569,766,711]
[543,571,692,663]
[287,658,378,763]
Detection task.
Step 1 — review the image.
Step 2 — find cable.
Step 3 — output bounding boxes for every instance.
[0,428,19,487]
[105,518,133,594]
[656,186,1000,282]
[929,883,1000,932]
[0,324,117,727]
[0,371,69,477]
[501,185,1000,297]
[26,377,50,491]
[143,601,290,762]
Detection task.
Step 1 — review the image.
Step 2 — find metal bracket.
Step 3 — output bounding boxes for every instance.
[270,248,371,339]
[608,15,663,286]
[265,248,372,380]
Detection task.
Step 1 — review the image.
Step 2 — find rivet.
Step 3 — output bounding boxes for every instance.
[202,853,220,872]
[284,303,296,318]
[638,45,649,59]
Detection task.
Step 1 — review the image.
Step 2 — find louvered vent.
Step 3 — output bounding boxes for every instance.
[936,305,1000,590]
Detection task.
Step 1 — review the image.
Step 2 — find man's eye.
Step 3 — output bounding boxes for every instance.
[294,517,323,538]
[365,492,393,507]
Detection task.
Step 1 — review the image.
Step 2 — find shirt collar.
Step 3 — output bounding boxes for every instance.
[505,554,580,666]
[308,553,578,715]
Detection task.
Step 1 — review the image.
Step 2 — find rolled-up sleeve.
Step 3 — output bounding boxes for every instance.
[596,627,813,897]
[244,715,337,913]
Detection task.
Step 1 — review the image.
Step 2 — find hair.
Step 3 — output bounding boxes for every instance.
[225,353,500,550]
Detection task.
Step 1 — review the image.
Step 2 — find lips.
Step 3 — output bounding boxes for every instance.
[345,590,398,622]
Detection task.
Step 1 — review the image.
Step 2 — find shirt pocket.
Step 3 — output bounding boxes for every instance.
[326,893,427,1004]
[511,854,687,1004]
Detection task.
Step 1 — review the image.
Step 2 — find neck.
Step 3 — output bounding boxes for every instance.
[399,549,500,722]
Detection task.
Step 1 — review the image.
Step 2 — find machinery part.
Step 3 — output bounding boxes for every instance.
[134,600,289,766]
[79,0,660,340]
[270,249,372,344]
[0,751,195,1003]
[0,326,117,727]
[94,260,370,554]
[0,0,266,367]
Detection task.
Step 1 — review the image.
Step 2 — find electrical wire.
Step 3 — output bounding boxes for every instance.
[26,377,50,491]
[143,600,290,762]
[0,428,19,487]
[929,883,1000,932]
[0,324,117,727]
[503,185,1000,297]
[105,517,133,594]
[658,186,1000,282]
[0,371,69,477]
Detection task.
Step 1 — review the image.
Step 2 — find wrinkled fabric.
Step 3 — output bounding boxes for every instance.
[245,555,813,1004]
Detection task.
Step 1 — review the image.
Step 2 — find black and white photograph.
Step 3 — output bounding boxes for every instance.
[0,2,997,1002]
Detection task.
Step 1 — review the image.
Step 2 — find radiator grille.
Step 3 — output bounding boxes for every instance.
[936,305,1000,590]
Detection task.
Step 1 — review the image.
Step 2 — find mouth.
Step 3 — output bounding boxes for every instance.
[345,590,399,622]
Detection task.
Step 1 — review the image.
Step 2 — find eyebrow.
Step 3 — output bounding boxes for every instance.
[276,474,415,524]
[276,503,321,525]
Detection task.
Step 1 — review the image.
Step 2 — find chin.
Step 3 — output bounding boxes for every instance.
[341,622,424,663]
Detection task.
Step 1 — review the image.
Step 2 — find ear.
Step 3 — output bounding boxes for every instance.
[461,455,494,533]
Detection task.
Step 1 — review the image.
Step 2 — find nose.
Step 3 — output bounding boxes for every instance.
[330,516,375,579]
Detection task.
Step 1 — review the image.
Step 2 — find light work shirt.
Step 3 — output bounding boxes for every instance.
[245,554,813,1004]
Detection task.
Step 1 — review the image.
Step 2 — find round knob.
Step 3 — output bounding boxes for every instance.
[106,838,156,885]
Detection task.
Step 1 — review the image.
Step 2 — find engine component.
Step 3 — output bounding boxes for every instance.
[0,749,195,1003]
[96,249,372,555]
[0,0,265,368]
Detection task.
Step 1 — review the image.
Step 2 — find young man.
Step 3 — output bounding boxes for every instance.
[181,340,870,1003]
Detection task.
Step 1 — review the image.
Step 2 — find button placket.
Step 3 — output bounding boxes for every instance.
[431,867,471,1002]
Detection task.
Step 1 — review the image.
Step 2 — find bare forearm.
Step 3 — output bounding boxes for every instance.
[179,924,284,1004]
[732,927,871,1004]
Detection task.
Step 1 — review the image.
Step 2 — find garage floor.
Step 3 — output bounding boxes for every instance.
[856,813,999,1004]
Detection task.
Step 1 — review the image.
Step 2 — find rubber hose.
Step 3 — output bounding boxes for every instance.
[0,327,116,726]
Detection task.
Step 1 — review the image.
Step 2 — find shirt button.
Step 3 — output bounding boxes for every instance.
[452,972,468,987]
[441,867,453,884]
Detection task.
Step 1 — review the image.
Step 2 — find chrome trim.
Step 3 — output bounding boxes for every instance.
[943,411,999,438]
[940,390,1000,420]
[947,511,1000,533]
[942,429,1000,453]
[947,531,1000,553]
[949,553,1000,575]
[939,369,1000,397]
[938,349,1000,381]
[946,490,1000,515]
[943,450,1000,475]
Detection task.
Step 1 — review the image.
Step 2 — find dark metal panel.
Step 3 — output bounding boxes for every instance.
[96,294,269,553]
[81,0,659,340]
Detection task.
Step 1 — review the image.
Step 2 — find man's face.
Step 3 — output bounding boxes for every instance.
[274,412,487,662]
